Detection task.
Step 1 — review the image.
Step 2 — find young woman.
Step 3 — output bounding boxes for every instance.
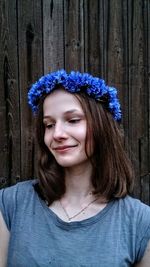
[0,70,150,266]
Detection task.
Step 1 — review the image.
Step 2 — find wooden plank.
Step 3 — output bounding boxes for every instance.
[43,0,64,73]
[103,0,130,156]
[84,0,101,75]
[141,174,150,205]
[104,0,128,102]
[0,0,9,188]
[106,0,126,85]
[148,0,150,197]
[128,0,149,198]
[0,0,20,188]
[139,0,149,179]
[64,0,84,71]
[17,0,43,180]
[98,0,105,78]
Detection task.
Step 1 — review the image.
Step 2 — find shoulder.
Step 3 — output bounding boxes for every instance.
[0,179,36,206]
[120,195,150,218]
[118,196,150,262]
[117,195,150,233]
[0,179,37,231]
[0,180,36,196]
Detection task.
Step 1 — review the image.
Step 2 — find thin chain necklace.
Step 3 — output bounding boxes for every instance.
[59,197,99,221]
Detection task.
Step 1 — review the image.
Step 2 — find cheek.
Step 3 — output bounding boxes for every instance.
[76,128,86,139]
[74,122,87,142]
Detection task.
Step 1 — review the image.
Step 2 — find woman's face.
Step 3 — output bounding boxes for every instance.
[43,89,91,168]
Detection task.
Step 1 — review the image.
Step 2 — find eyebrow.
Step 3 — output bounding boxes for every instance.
[43,109,83,120]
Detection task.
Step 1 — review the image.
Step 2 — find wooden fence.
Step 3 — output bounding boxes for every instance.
[0,0,150,204]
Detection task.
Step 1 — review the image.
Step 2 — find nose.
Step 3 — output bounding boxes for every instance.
[53,122,67,140]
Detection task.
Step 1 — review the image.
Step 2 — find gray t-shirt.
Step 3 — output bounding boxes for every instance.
[0,180,150,267]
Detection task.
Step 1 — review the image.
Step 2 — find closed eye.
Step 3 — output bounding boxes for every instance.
[68,119,81,124]
[45,124,55,129]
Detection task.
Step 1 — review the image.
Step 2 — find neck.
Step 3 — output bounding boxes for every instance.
[63,163,94,202]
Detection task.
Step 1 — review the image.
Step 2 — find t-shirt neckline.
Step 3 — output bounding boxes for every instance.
[37,192,115,229]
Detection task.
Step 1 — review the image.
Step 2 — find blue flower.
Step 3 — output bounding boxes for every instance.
[28,69,122,121]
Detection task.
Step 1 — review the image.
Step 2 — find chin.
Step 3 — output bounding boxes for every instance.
[57,161,78,168]
[53,153,89,168]
[56,158,89,168]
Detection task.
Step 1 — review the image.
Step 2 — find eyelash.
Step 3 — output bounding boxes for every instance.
[45,124,54,129]
[44,119,81,129]
[68,119,81,123]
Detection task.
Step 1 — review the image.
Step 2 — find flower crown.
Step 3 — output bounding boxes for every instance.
[28,69,121,121]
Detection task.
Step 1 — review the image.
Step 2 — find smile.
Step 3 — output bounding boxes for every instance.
[54,145,77,152]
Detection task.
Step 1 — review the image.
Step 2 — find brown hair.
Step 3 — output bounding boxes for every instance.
[35,89,134,205]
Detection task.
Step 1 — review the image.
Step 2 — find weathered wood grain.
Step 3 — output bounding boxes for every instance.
[17,0,43,180]
[0,0,21,188]
[64,0,84,71]
[84,0,101,75]
[148,0,150,192]
[43,0,64,73]
[141,174,150,205]
[103,0,130,136]
[0,0,9,188]
[128,0,149,200]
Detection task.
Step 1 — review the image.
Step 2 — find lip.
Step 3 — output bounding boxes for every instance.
[54,145,77,152]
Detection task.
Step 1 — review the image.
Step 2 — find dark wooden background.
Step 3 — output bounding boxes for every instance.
[0,0,150,204]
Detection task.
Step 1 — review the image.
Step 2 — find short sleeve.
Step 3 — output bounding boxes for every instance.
[0,180,35,231]
[0,184,19,231]
[135,202,150,262]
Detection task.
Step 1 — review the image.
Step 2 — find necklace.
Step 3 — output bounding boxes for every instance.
[59,197,99,221]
